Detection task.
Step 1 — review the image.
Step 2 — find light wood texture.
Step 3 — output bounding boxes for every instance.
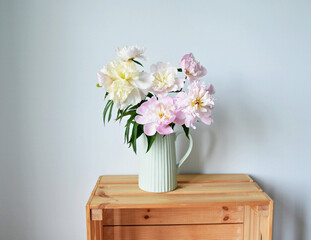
[96,182,262,196]
[91,209,103,221]
[91,220,104,240]
[244,204,274,240]
[99,174,253,184]
[90,192,270,209]
[103,224,243,240]
[259,202,274,240]
[102,206,244,225]
[86,174,273,240]
[89,174,269,209]
[243,206,251,240]
[86,177,101,240]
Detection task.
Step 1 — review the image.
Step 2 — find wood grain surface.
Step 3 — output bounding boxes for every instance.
[86,174,273,240]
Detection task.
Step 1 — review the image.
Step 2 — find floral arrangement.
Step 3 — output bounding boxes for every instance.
[97,46,215,153]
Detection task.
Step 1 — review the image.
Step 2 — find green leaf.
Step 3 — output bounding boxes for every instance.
[146,133,157,153]
[123,104,132,113]
[96,83,102,87]
[117,109,122,119]
[126,114,136,125]
[132,59,144,67]
[124,114,136,143]
[131,122,138,154]
[103,100,113,125]
[104,92,109,99]
[146,92,153,98]
[116,110,136,121]
[136,124,144,139]
[116,105,133,122]
[108,101,114,122]
[124,123,130,143]
[129,102,144,111]
[182,124,190,139]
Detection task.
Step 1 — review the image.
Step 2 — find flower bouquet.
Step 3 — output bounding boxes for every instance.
[97,46,215,151]
[97,45,215,192]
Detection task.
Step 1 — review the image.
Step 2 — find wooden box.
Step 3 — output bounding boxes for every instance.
[86,174,273,240]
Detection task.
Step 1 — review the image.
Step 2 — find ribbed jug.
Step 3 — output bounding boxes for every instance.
[138,130,193,192]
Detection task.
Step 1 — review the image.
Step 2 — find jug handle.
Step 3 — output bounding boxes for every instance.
[175,130,193,170]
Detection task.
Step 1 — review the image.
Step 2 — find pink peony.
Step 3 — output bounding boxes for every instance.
[176,82,215,129]
[135,96,184,136]
[179,53,207,82]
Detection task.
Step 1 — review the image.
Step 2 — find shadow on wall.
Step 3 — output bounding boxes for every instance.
[177,79,269,174]
[177,124,218,173]
[253,176,306,240]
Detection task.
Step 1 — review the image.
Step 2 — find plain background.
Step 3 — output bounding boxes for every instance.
[1,0,311,239]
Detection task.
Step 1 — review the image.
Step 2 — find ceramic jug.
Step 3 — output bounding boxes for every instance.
[138,130,193,192]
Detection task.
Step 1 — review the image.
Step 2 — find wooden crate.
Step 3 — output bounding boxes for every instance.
[86,174,273,240]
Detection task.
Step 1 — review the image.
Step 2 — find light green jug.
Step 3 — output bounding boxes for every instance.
[138,130,193,192]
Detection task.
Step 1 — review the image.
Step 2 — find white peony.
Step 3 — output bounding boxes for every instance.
[97,61,153,109]
[116,45,147,61]
[150,62,184,96]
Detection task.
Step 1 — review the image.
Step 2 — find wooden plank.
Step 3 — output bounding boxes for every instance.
[99,174,253,184]
[250,206,261,240]
[91,220,103,240]
[86,177,101,240]
[178,174,253,183]
[103,206,244,225]
[244,203,274,240]
[258,205,269,216]
[268,201,274,240]
[259,201,274,240]
[243,206,251,240]
[91,209,103,221]
[95,182,261,196]
[103,224,243,240]
[90,192,271,209]
[86,205,92,240]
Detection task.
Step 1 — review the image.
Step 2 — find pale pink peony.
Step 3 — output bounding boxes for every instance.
[150,62,184,96]
[135,96,184,136]
[176,82,215,129]
[179,53,207,82]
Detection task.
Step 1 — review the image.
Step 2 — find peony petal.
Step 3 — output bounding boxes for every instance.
[158,95,174,106]
[174,111,185,125]
[185,114,197,129]
[156,125,173,135]
[208,84,215,95]
[136,104,147,115]
[116,45,146,61]
[136,96,157,114]
[144,123,157,136]
[97,72,105,86]
[135,115,148,124]
[132,72,153,90]
[175,77,185,90]
[119,88,142,110]
[199,112,213,125]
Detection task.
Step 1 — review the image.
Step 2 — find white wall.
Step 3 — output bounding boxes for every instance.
[1,0,311,239]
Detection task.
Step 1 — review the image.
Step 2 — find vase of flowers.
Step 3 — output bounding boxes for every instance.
[97,45,215,192]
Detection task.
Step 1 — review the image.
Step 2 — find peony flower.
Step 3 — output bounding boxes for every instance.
[135,96,184,136]
[176,82,215,129]
[179,53,207,82]
[97,60,153,109]
[116,45,147,61]
[150,62,184,96]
